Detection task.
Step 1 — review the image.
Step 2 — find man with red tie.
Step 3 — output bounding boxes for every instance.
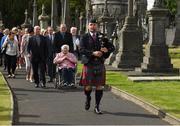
[79,19,115,114]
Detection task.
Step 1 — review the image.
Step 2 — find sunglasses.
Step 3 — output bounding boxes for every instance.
[9,33,15,35]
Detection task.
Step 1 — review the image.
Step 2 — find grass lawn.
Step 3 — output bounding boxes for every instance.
[0,73,12,125]
[77,46,180,119]
[106,71,180,119]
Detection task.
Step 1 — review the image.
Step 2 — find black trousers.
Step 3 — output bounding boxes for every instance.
[47,57,56,80]
[32,60,46,85]
[6,54,17,75]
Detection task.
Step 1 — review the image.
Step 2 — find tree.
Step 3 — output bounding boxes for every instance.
[165,0,177,15]
[0,0,86,28]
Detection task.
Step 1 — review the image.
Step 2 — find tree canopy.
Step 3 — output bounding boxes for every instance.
[0,0,178,28]
[165,0,177,15]
[0,0,85,28]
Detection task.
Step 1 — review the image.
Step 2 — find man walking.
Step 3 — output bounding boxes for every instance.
[27,26,47,88]
[79,19,115,114]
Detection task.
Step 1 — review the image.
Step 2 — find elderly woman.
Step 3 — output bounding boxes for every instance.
[53,44,77,87]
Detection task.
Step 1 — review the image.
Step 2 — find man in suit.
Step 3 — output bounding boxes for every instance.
[46,26,56,82]
[79,19,115,114]
[27,26,47,88]
[53,24,74,53]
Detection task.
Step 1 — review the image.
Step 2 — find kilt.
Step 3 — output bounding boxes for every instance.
[79,63,106,86]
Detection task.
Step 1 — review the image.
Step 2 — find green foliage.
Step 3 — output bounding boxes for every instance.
[0,0,33,28]
[165,0,177,15]
[169,47,180,59]
[0,0,86,28]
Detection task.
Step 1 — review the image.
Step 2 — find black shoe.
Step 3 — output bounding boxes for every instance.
[94,106,103,114]
[35,84,39,88]
[85,97,91,110]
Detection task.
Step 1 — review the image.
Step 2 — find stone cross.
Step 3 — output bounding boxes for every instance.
[21,9,31,28]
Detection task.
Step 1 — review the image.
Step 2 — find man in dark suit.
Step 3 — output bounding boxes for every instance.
[27,26,47,88]
[53,24,74,53]
[46,26,56,82]
[79,19,115,114]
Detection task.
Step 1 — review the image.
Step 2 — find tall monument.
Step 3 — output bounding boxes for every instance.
[51,0,58,30]
[38,5,50,30]
[32,0,38,27]
[137,0,174,72]
[21,9,31,28]
[112,0,143,68]
[60,0,70,28]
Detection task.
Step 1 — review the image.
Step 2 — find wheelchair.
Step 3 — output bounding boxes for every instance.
[54,65,77,89]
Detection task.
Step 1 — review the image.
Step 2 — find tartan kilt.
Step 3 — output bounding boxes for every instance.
[79,63,106,86]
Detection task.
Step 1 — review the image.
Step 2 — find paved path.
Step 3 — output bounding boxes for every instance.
[2,67,169,125]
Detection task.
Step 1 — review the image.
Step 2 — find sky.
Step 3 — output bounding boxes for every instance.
[147,0,154,10]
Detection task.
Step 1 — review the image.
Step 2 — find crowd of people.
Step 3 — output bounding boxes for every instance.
[0,24,80,86]
[0,19,115,114]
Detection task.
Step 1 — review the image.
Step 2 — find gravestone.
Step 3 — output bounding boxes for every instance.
[137,0,174,72]
[112,0,143,69]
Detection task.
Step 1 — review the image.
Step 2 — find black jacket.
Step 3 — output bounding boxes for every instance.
[27,35,47,62]
[53,31,73,53]
[80,32,115,64]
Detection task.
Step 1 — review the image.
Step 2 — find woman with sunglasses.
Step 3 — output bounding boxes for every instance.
[2,31,19,78]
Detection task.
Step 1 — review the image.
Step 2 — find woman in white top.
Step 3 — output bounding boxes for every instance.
[2,31,19,78]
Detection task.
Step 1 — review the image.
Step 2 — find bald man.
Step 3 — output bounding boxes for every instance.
[27,26,48,88]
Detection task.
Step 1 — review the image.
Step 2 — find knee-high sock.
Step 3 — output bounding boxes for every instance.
[95,90,103,107]
[84,89,92,99]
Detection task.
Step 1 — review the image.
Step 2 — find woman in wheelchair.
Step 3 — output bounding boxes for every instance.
[53,44,77,87]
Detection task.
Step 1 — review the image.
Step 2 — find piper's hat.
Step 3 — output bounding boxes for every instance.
[89,18,97,23]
